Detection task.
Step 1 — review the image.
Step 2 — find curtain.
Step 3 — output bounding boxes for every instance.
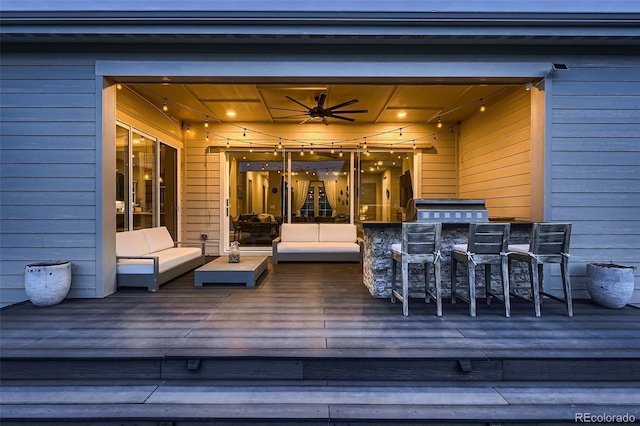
[322,179,338,216]
[294,180,310,214]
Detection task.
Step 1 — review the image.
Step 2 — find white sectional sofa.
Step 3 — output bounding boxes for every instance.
[116,226,205,292]
[272,223,363,264]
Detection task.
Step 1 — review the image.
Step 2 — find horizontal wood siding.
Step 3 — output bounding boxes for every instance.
[184,140,221,255]
[420,130,457,198]
[458,88,532,220]
[550,57,640,302]
[0,55,98,307]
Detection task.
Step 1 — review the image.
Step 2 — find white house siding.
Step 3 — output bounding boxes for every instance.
[550,57,640,302]
[0,54,98,307]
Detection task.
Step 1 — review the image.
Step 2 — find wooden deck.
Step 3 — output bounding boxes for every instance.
[1,258,639,424]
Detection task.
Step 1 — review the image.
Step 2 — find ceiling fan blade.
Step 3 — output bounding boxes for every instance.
[330,109,368,114]
[286,96,313,111]
[274,114,309,119]
[330,115,356,122]
[317,93,327,108]
[299,117,312,125]
[324,99,358,112]
[270,107,308,113]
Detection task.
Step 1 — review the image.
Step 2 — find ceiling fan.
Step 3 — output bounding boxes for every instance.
[271,93,368,125]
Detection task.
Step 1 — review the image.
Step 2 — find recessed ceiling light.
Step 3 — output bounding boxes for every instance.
[397,111,407,119]
[227,111,236,118]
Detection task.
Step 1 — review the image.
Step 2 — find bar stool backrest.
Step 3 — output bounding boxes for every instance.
[529,222,571,258]
[467,223,510,254]
[402,222,442,256]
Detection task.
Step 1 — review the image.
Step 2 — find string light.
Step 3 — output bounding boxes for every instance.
[274,145,278,155]
[162,99,168,112]
[331,143,335,154]
[363,137,367,150]
[390,145,394,154]
[413,140,417,150]
[480,99,486,112]
[339,147,344,157]
[300,146,304,156]
[226,138,230,148]
[309,144,314,155]
[206,132,209,141]
[204,116,209,128]
[437,116,442,128]
[249,142,253,153]
[278,138,283,149]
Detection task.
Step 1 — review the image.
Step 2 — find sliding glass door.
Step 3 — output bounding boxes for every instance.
[116,122,178,238]
[225,148,414,251]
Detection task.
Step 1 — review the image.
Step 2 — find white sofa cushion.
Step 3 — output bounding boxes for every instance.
[116,247,202,275]
[508,244,530,254]
[453,244,468,253]
[319,224,357,243]
[280,223,319,242]
[116,229,149,257]
[143,226,175,253]
[277,241,361,254]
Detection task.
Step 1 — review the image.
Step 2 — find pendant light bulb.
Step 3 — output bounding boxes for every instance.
[310,144,314,155]
[204,116,209,128]
[206,132,209,141]
[249,142,253,153]
[331,143,335,154]
[437,116,442,128]
[278,138,283,149]
[413,141,417,150]
[162,99,168,112]
[480,99,486,112]
[399,128,403,138]
[274,145,278,155]
[243,128,246,137]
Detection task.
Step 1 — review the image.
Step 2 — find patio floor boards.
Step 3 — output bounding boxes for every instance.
[1,258,639,424]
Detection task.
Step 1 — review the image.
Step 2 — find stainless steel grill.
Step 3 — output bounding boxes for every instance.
[408,199,488,223]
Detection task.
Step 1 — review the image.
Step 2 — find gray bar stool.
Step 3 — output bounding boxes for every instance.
[451,223,511,317]
[508,222,573,317]
[391,222,443,317]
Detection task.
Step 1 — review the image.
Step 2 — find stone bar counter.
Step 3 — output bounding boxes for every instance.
[360,221,532,299]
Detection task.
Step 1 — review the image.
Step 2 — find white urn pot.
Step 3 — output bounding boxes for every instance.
[24,261,72,307]
[586,263,635,309]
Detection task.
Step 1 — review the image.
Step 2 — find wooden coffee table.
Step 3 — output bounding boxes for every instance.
[194,256,268,287]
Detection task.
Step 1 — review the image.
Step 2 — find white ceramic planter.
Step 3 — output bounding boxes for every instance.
[586,263,635,309]
[24,261,72,307]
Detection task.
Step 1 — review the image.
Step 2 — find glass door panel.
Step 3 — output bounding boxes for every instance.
[160,143,177,239]
[131,132,156,230]
[290,151,351,223]
[357,151,413,222]
[228,150,285,248]
[115,125,130,232]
